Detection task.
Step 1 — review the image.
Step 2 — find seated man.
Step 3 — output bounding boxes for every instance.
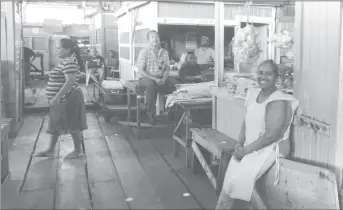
[85,48,105,85]
[194,36,215,70]
[137,30,179,125]
[179,51,207,84]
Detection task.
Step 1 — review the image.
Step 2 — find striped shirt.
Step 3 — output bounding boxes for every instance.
[136,47,170,78]
[46,57,79,101]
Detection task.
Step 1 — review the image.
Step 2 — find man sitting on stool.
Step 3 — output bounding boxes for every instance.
[136,30,179,125]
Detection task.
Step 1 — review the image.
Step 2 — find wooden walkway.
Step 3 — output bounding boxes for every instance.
[1,112,218,209]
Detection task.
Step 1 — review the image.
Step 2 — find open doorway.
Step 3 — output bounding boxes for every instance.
[156,24,235,81]
[22,3,99,111]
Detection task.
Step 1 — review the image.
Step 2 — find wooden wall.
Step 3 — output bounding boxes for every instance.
[293,2,342,187]
[117,2,158,81]
[224,4,273,20]
[118,12,132,81]
[1,2,24,137]
[158,2,214,19]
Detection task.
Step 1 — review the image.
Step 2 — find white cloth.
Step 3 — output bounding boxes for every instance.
[165,82,215,108]
[194,47,215,65]
[221,88,299,201]
[101,80,124,90]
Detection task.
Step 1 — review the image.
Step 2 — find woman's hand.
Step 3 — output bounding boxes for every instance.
[233,147,248,162]
[49,97,60,108]
[198,75,207,81]
[234,143,243,151]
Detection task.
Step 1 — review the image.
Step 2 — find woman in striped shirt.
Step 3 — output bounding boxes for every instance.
[35,38,87,159]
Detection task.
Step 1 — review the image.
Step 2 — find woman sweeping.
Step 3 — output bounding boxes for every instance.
[34,38,87,159]
[216,60,299,209]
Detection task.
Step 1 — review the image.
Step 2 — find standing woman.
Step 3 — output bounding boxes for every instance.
[35,38,87,159]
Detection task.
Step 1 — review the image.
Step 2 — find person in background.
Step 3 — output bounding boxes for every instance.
[85,48,105,85]
[136,30,179,125]
[34,38,87,159]
[215,60,299,209]
[106,50,119,69]
[194,36,215,70]
[179,51,207,84]
[23,45,36,85]
[106,50,119,78]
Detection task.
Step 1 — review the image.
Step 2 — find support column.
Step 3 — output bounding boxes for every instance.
[214,1,225,86]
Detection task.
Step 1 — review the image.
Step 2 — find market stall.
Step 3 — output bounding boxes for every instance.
[114,1,278,134]
[210,1,343,208]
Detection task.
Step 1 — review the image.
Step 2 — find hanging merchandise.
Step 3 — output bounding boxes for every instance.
[232,1,262,63]
[270,30,293,49]
[270,29,294,60]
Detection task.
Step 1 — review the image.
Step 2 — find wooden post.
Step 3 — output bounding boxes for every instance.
[335,1,343,191]
[214,1,225,85]
[213,1,224,130]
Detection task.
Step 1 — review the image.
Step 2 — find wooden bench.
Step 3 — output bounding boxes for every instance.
[190,128,237,195]
[257,159,340,209]
[120,80,168,138]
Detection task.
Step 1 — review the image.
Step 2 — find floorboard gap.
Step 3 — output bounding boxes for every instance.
[18,116,46,192]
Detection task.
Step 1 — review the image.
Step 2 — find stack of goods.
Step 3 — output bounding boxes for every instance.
[232,24,262,63]
[221,72,258,98]
[277,64,294,91]
[165,81,215,108]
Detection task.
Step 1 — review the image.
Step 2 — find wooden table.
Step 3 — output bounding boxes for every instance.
[30,53,44,76]
[172,99,212,168]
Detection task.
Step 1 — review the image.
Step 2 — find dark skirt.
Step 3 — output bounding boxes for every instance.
[47,88,88,135]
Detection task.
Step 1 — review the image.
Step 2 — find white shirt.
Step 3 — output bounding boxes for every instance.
[194,47,215,65]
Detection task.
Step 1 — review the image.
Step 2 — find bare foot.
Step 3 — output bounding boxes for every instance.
[63,150,83,159]
[33,150,55,157]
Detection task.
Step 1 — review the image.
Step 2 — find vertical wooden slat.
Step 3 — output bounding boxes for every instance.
[335,2,343,189]
[214,1,224,85]
[293,2,342,187]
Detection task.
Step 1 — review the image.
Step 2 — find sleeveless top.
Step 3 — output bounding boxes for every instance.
[245,88,299,146]
[245,88,299,185]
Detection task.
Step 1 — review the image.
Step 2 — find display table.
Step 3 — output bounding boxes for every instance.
[172,99,212,168]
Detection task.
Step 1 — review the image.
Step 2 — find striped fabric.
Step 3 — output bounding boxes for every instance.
[46,57,80,101]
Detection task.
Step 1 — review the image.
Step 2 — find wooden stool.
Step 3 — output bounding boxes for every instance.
[190,128,236,195]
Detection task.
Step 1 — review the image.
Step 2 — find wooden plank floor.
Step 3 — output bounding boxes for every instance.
[2,112,218,209]
[24,79,96,111]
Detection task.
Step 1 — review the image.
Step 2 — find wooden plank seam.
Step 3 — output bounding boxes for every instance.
[18,115,45,192]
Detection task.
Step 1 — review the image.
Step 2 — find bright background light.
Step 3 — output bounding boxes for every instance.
[24,4,85,25]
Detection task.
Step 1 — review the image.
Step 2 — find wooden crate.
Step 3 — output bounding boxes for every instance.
[1,119,10,185]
